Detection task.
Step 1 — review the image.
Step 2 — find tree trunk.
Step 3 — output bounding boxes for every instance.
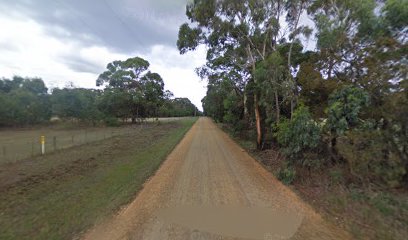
[287,2,303,120]
[247,44,264,150]
[275,90,280,124]
[254,94,263,149]
[329,136,340,162]
[243,90,248,119]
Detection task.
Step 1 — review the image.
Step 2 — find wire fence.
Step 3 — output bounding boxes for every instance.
[0,126,142,164]
[0,117,185,164]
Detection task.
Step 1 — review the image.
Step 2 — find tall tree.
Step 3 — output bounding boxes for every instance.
[0,76,51,126]
[97,57,164,121]
[178,0,286,148]
[178,0,313,148]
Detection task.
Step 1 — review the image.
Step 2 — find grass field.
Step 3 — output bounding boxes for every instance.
[0,117,197,239]
[0,118,183,164]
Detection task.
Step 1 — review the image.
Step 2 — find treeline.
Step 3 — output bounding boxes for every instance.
[0,76,51,125]
[159,97,199,118]
[0,57,199,127]
[178,0,407,187]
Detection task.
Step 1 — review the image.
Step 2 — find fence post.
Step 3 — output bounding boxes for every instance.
[71,135,74,144]
[53,136,57,151]
[41,136,45,155]
[85,131,88,143]
[2,146,6,158]
[31,141,34,156]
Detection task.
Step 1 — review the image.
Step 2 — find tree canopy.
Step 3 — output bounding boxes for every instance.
[178,0,407,187]
[0,57,200,127]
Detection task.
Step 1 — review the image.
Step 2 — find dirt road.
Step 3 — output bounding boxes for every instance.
[83,118,349,240]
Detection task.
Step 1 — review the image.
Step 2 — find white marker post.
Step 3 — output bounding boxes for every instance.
[41,135,45,155]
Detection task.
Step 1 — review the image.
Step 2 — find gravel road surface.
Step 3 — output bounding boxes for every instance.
[83,117,349,240]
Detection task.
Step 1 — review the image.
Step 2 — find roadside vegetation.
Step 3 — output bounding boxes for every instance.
[0,118,197,240]
[0,53,200,239]
[0,57,200,128]
[178,0,407,239]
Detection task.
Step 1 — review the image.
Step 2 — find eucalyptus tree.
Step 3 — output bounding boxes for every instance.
[97,57,164,121]
[97,57,150,89]
[178,0,289,148]
[0,76,51,126]
[308,0,407,128]
[51,88,102,124]
[140,71,165,117]
[284,0,313,117]
[307,0,406,85]
[178,0,315,148]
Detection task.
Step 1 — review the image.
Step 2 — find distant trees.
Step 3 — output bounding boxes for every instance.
[201,77,243,126]
[0,77,105,126]
[179,0,407,187]
[159,97,200,117]
[0,76,51,126]
[51,88,103,125]
[96,57,165,122]
[0,57,199,127]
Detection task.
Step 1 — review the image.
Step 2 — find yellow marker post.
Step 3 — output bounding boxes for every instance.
[40,136,45,155]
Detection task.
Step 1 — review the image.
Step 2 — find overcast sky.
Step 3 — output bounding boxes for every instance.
[0,0,207,110]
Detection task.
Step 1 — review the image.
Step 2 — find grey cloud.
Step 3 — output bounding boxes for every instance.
[60,54,105,74]
[0,0,190,54]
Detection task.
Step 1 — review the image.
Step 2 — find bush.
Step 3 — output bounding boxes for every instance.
[326,85,369,136]
[337,129,406,187]
[223,92,244,133]
[277,165,296,185]
[275,105,322,163]
[104,116,120,127]
[329,168,345,185]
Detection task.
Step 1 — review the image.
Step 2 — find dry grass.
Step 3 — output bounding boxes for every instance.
[0,118,184,164]
[0,118,197,239]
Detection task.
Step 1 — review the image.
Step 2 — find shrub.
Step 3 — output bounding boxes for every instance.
[326,85,370,136]
[275,105,322,163]
[337,129,406,187]
[277,165,296,185]
[223,92,244,133]
[329,168,345,185]
[104,116,120,127]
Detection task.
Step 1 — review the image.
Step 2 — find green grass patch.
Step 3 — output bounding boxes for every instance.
[0,117,197,240]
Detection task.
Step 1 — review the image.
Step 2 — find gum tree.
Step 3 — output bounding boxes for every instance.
[177,0,286,148]
[97,57,164,121]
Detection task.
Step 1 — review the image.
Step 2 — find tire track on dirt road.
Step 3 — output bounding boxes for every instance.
[82,117,350,240]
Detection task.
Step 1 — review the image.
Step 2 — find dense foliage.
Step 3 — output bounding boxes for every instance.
[275,105,321,163]
[179,0,407,187]
[0,57,199,127]
[159,97,199,117]
[0,76,51,126]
